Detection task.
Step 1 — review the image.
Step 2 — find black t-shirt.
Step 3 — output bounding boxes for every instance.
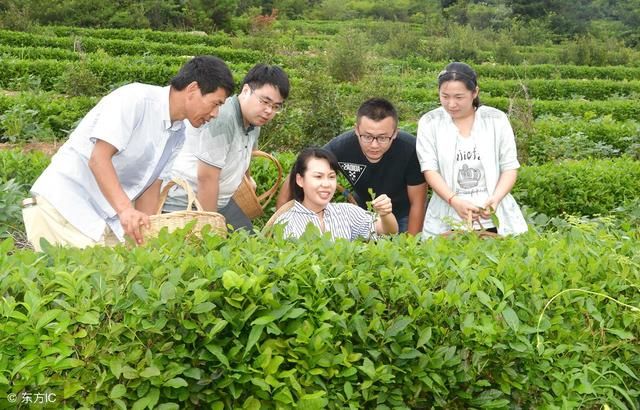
[324,130,425,219]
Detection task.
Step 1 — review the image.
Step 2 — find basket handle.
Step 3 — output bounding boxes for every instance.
[251,150,283,210]
[336,183,358,205]
[156,177,204,214]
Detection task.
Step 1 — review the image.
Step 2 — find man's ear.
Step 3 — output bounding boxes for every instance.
[185,81,201,99]
[186,81,200,92]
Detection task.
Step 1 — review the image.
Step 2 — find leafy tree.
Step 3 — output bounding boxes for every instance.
[193,0,239,29]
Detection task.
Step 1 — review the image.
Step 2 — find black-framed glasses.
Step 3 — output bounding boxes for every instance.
[250,87,285,113]
[358,133,394,145]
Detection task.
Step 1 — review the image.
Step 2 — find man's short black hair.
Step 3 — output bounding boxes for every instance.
[243,64,290,100]
[356,98,398,127]
[170,55,234,96]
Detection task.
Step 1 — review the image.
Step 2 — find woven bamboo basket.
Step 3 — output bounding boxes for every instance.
[142,178,227,238]
[336,183,358,205]
[232,150,283,220]
[263,199,295,233]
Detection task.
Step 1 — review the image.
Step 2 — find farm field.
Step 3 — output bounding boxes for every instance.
[0,17,639,408]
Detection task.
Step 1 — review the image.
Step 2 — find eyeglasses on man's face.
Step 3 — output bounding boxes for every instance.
[250,87,285,113]
[357,133,394,145]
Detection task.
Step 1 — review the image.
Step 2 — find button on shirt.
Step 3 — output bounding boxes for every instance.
[31,83,186,241]
[274,201,376,241]
[169,95,260,208]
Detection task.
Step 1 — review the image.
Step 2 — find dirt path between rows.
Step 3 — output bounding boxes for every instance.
[0,141,60,155]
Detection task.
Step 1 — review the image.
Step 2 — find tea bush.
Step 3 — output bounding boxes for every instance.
[0,29,263,63]
[0,149,50,186]
[514,157,640,217]
[532,115,640,154]
[525,115,640,164]
[0,92,96,141]
[0,221,638,407]
[0,179,26,239]
[325,29,368,83]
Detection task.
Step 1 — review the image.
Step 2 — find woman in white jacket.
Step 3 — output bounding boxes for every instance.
[416,62,528,238]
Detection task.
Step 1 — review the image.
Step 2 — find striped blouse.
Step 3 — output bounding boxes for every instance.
[274,201,376,241]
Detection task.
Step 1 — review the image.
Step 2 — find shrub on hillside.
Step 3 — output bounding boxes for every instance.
[260,73,343,151]
[0,102,57,143]
[326,29,368,83]
[54,58,104,97]
[559,35,633,66]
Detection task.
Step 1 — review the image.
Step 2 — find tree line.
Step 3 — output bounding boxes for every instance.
[0,0,639,46]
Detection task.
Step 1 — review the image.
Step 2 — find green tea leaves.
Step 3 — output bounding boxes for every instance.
[501,307,520,332]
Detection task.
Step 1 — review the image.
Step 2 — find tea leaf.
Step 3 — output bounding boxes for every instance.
[607,328,634,340]
[358,358,376,379]
[160,282,176,303]
[417,327,432,348]
[132,282,148,302]
[192,302,215,314]
[206,344,230,367]
[344,381,353,399]
[164,377,188,388]
[612,360,639,381]
[384,316,412,338]
[109,384,126,399]
[140,366,161,378]
[222,270,244,289]
[502,307,520,332]
[476,290,492,308]
[35,308,62,329]
[245,324,265,356]
[157,404,180,410]
[77,311,99,325]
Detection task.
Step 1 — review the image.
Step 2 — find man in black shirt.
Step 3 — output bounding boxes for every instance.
[276,98,427,234]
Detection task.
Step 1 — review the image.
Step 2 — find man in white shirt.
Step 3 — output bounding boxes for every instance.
[23,55,234,251]
[165,63,290,231]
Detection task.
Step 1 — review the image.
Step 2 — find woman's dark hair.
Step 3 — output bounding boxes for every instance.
[289,147,340,202]
[437,62,481,108]
[170,55,234,96]
[243,63,290,100]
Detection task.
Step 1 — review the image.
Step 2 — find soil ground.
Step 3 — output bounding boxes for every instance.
[0,141,60,155]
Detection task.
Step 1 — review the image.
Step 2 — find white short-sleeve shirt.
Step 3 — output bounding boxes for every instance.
[31,83,186,241]
[169,96,260,208]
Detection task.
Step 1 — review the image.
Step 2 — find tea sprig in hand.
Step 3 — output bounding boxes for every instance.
[478,205,500,228]
[365,188,376,213]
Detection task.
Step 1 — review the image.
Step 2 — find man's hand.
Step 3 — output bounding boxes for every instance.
[118,206,150,245]
[371,194,393,216]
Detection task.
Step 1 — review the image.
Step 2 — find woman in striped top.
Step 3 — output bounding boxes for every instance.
[273,147,398,240]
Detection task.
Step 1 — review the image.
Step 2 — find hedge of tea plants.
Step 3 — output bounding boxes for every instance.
[2,23,640,155]
[0,218,638,408]
[1,20,639,409]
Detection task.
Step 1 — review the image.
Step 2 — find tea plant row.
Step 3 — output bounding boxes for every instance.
[0,219,638,407]
[5,54,640,103]
[0,30,263,63]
